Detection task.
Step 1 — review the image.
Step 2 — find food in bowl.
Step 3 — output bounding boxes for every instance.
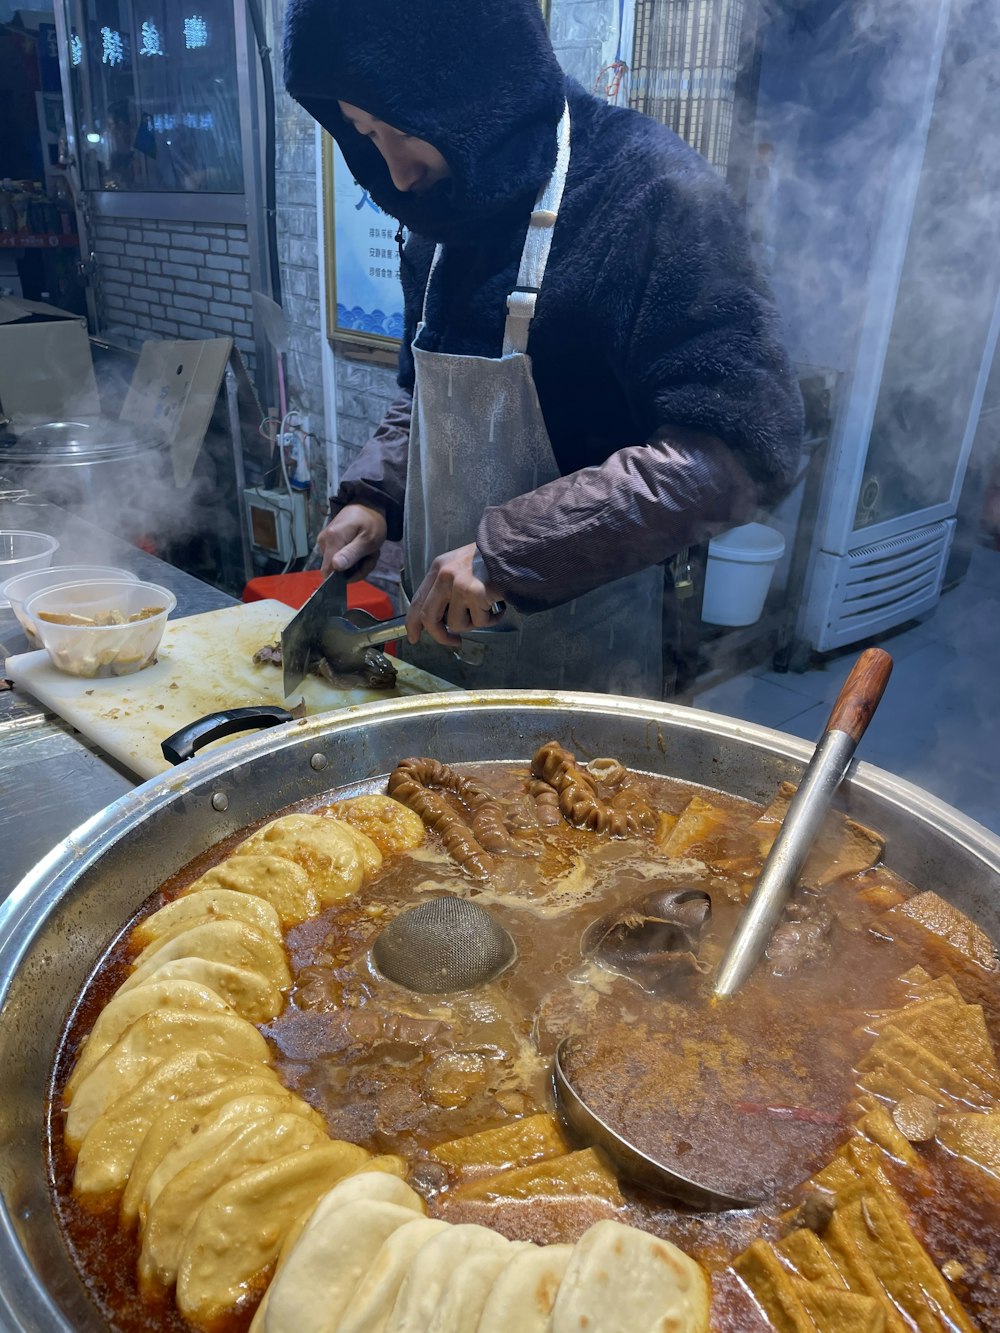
[1,565,140,648]
[50,744,1000,1330]
[0,529,58,604]
[26,579,176,677]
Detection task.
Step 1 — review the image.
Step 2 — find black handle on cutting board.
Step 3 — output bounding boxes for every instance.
[161,706,297,765]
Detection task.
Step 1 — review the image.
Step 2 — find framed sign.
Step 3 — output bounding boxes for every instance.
[321,133,405,350]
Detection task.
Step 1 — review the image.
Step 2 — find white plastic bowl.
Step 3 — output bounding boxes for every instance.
[1,566,140,649]
[0,531,59,606]
[25,579,177,678]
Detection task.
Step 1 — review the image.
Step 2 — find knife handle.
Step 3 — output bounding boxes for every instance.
[161,706,297,765]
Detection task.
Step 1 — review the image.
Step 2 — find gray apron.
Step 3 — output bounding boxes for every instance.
[401,104,663,697]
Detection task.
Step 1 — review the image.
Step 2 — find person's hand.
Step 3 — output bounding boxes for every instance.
[317,504,387,578]
[406,543,505,646]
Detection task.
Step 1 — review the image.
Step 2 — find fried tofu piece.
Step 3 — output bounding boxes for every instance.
[882,892,1000,971]
[855,1107,920,1166]
[123,918,292,994]
[430,1113,570,1179]
[64,1009,272,1150]
[658,796,730,859]
[777,1229,848,1288]
[131,889,282,949]
[552,1219,709,1333]
[66,980,231,1099]
[113,956,283,1024]
[797,1282,886,1332]
[858,1024,999,1109]
[325,795,426,856]
[830,1188,976,1333]
[238,812,382,898]
[185,854,319,929]
[174,1140,370,1327]
[71,1052,278,1199]
[937,1111,1000,1182]
[119,1075,301,1228]
[733,1240,817,1331]
[453,1147,624,1208]
[754,782,884,887]
[140,1113,334,1295]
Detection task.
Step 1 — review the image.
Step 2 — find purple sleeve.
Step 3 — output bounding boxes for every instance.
[476,430,758,614]
[332,391,412,541]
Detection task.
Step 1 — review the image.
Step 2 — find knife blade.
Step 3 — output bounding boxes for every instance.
[280,571,349,697]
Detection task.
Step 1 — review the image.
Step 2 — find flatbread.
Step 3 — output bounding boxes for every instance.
[119,1075,298,1228]
[238,813,382,902]
[264,1199,421,1333]
[71,1052,275,1198]
[140,1113,333,1294]
[335,1217,451,1333]
[272,1167,421,1275]
[111,956,282,1023]
[122,918,292,993]
[185,853,319,928]
[385,1223,511,1333]
[64,1009,271,1150]
[326,796,425,856]
[476,1243,573,1333]
[131,888,282,948]
[551,1220,710,1333]
[250,1163,412,1333]
[65,979,231,1099]
[425,1241,527,1333]
[174,1140,371,1325]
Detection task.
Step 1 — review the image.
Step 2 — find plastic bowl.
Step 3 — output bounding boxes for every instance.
[1,566,140,650]
[0,532,59,606]
[25,579,177,678]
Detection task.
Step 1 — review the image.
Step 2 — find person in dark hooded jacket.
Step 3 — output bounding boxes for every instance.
[283,0,803,697]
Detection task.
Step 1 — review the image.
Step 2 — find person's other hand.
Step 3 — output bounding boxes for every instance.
[318,504,387,578]
[406,543,505,646]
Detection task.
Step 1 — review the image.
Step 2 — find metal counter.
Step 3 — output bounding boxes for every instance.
[0,500,235,899]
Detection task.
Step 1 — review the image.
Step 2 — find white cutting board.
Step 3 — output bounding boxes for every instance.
[6,600,457,780]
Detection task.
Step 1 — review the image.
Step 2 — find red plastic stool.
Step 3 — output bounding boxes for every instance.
[242,572,394,619]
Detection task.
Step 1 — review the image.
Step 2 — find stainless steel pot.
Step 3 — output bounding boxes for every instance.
[1,691,998,1332]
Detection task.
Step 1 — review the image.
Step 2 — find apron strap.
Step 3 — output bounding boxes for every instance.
[421,245,444,326]
[502,101,571,356]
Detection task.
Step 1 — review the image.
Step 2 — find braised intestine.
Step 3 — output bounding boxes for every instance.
[529,742,657,837]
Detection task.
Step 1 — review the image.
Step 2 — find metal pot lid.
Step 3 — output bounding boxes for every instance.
[0,417,165,464]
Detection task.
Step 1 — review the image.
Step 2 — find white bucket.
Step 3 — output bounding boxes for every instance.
[701,522,786,627]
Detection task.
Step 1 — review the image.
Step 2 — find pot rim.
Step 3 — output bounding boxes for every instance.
[1,689,998,1333]
[5,690,1000,977]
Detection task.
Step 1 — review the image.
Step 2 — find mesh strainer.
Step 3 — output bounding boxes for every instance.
[371,897,517,994]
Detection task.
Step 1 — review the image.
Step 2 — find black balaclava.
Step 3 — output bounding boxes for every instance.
[283,0,566,243]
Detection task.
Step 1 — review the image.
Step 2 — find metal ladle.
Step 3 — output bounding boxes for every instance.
[553,647,894,1209]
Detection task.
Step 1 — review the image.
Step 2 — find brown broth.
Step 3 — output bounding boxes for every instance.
[47,761,1000,1332]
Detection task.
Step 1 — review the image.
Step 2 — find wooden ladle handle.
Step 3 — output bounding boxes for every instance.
[824,647,893,743]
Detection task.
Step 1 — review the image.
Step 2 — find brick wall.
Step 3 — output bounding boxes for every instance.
[93,216,255,372]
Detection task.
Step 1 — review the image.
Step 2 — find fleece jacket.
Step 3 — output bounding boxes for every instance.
[284,0,803,614]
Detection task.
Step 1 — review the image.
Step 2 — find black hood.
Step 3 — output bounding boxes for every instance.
[283,0,566,242]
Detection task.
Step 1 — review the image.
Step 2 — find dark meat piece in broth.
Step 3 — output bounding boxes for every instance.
[583,887,713,992]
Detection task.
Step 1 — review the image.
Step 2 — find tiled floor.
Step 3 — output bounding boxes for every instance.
[681,542,1000,837]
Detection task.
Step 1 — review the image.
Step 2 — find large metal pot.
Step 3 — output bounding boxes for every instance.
[1,691,998,1332]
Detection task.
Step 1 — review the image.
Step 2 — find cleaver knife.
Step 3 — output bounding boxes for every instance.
[280,572,516,696]
[280,570,351,697]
